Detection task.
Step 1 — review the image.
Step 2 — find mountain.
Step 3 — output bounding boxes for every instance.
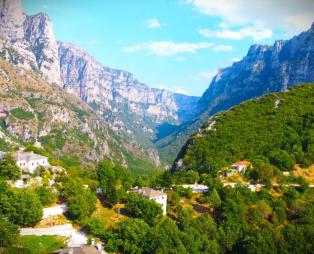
[0,0,199,167]
[157,22,314,164]
[0,59,162,175]
[173,84,314,172]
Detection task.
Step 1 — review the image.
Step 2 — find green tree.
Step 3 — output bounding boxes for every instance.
[9,189,43,226]
[0,215,19,247]
[125,193,162,225]
[0,154,21,180]
[67,190,96,222]
[35,187,57,206]
[106,218,149,254]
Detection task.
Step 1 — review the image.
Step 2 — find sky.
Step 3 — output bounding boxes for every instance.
[22,0,314,96]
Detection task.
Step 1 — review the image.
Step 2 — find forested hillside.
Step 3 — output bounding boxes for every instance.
[174,84,314,172]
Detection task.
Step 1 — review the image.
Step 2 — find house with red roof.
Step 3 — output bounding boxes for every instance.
[231,161,252,174]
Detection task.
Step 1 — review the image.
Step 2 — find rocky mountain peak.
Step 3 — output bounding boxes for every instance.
[0,0,25,41]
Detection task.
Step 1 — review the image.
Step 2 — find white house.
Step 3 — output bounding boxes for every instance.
[12,151,49,174]
[231,161,252,174]
[135,187,167,215]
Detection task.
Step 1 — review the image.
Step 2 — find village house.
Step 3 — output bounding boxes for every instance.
[134,187,167,215]
[12,151,50,174]
[231,161,252,174]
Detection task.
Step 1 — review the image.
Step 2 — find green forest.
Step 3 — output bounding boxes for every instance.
[176,84,314,173]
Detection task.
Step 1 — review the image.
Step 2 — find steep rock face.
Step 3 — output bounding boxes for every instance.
[0,0,62,86]
[197,23,314,115]
[24,13,62,86]
[58,41,197,124]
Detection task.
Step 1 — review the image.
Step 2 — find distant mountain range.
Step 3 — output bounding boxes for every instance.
[0,0,313,169]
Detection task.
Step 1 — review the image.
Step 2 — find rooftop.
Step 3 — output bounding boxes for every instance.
[136,187,166,198]
[12,151,47,161]
[55,246,100,254]
[232,161,252,166]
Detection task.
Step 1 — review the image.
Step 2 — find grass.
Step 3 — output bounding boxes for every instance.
[35,214,70,228]
[10,108,34,121]
[91,198,125,228]
[293,164,314,184]
[12,235,66,254]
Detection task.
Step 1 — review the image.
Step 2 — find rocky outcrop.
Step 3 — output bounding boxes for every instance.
[0,0,62,86]
[197,22,314,115]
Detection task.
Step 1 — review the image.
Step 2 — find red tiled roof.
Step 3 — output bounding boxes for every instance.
[232,161,251,166]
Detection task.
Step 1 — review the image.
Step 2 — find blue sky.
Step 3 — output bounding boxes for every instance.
[22,0,314,96]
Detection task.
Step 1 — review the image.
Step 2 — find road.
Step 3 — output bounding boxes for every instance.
[20,224,87,246]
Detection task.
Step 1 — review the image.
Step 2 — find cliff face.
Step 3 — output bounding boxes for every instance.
[0,0,198,126]
[58,41,195,124]
[0,0,200,167]
[0,0,62,86]
[197,23,314,115]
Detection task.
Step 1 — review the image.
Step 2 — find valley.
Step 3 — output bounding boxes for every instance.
[0,0,313,253]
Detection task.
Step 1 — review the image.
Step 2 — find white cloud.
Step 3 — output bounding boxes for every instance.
[232,57,241,62]
[212,45,233,52]
[175,56,187,62]
[123,41,213,56]
[199,26,273,41]
[145,18,161,29]
[172,86,189,95]
[185,0,314,35]
[193,71,213,81]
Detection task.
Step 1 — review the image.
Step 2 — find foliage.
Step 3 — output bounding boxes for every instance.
[106,218,150,254]
[0,215,19,247]
[16,235,65,254]
[10,108,34,121]
[35,187,57,206]
[61,177,96,222]
[125,192,162,225]
[8,188,43,226]
[0,154,21,180]
[179,85,314,173]
[96,160,132,207]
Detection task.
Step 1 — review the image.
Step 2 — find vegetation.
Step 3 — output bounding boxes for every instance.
[125,192,163,225]
[0,154,21,180]
[15,235,65,254]
[96,160,133,207]
[178,84,314,173]
[0,181,43,226]
[10,108,34,121]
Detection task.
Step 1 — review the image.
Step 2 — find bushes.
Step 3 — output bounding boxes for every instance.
[35,187,57,206]
[10,108,34,121]
[0,154,21,180]
[125,193,162,225]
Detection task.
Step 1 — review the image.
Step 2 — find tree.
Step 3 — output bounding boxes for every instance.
[35,187,57,206]
[125,193,162,225]
[0,154,21,180]
[96,160,131,206]
[106,218,149,254]
[0,215,19,247]
[9,189,43,226]
[146,218,188,254]
[268,149,295,171]
[67,190,96,222]
[208,188,221,208]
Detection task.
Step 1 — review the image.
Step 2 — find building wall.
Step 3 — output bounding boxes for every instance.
[17,158,49,173]
[149,195,167,215]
